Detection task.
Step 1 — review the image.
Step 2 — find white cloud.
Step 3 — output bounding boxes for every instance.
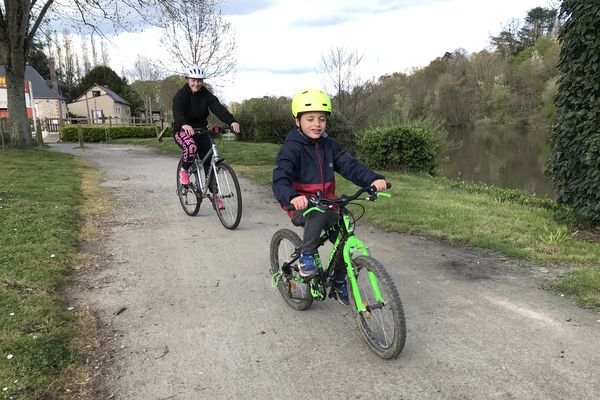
[98,0,552,103]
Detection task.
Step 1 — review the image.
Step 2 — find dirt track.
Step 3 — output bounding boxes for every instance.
[52,143,600,400]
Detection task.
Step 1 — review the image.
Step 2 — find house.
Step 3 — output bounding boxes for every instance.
[67,84,132,124]
[0,65,67,123]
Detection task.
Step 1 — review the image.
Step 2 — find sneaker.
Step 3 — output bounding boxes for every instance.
[332,278,349,305]
[179,169,190,186]
[215,196,225,210]
[298,252,318,277]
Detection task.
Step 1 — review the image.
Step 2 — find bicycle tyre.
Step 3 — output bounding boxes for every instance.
[177,159,201,216]
[213,162,242,230]
[270,229,313,311]
[351,255,406,359]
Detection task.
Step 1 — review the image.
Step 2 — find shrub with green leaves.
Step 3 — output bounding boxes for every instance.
[357,121,445,174]
[60,125,159,142]
[549,1,600,222]
[326,112,358,155]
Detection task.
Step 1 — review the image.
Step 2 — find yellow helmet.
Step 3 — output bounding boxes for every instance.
[291,88,332,118]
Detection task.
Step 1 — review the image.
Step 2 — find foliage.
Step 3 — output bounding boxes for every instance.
[549,0,600,223]
[490,7,558,57]
[25,38,50,79]
[234,96,292,143]
[357,121,445,174]
[60,125,158,142]
[326,112,358,155]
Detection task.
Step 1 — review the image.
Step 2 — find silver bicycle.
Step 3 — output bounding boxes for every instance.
[176,128,242,230]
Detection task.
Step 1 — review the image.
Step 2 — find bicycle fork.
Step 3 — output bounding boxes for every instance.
[343,236,386,313]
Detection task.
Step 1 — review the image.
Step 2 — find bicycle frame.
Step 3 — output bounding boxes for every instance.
[320,210,386,313]
[190,134,222,197]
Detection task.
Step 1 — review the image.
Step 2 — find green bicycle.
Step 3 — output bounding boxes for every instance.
[270,185,406,359]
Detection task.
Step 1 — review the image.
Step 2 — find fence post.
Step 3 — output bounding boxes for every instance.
[36,119,44,147]
[0,119,4,149]
[77,125,84,148]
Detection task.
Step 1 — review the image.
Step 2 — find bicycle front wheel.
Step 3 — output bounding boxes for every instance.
[351,255,406,359]
[177,160,201,216]
[213,162,242,230]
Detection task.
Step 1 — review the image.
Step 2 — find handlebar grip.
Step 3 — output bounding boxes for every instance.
[285,204,295,211]
[386,182,392,189]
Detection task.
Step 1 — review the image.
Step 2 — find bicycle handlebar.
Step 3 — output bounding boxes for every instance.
[285,183,392,211]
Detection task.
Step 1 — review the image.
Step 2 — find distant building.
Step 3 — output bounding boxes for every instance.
[0,65,67,121]
[67,84,132,124]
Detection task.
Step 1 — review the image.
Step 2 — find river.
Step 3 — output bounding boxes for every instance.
[441,125,555,198]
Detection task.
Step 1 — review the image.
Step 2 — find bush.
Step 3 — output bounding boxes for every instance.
[235,114,292,143]
[326,112,358,155]
[60,125,159,142]
[357,121,445,174]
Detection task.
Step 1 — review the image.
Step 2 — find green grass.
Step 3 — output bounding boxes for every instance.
[551,269,600,309]
[0,149,84,398]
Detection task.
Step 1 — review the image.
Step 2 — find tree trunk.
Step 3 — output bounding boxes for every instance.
[6,56,33,148]
[3,0,35,148]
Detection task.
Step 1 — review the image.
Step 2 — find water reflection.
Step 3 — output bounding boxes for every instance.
[441,126,555,198]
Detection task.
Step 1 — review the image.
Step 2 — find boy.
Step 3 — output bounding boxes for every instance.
[272,88,387,304]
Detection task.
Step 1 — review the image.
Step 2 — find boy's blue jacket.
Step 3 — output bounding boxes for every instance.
[272,128,384,216]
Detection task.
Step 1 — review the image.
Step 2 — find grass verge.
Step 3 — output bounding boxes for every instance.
[0,149,105,399]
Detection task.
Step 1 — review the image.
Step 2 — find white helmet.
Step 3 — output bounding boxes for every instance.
[185,64,206,79]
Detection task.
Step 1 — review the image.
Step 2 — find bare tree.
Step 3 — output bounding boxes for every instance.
[0,0,215,148]
[318,47,370,120]
[100,38,110,66]
[130,55,163,82]
[81,37,91,74]
[90,33,98,66]
[160,0,236,78]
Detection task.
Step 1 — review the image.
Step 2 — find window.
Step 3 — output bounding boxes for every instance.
[92,90,101,97]
[92,110,103,124]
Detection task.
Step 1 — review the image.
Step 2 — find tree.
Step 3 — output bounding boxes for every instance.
[26,38,50,79]
[490,18,523,57]
[319,47,370,122]
[518,7,558,47]
[549,0,600,222]
[160,0,236,77]
[0,0,215,148]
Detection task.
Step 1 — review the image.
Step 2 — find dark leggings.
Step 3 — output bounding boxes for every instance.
[174,129,211,173]
[294,208,345,278]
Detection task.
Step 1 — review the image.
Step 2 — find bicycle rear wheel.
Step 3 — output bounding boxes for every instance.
[270,229,313,311]
[351,255,406,359]
[213,161,242,229]
[177,160,202,216]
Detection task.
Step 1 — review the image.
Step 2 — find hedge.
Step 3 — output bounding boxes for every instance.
[60,125,160,142]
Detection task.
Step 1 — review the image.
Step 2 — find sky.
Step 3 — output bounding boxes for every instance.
[98,0,554,104]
